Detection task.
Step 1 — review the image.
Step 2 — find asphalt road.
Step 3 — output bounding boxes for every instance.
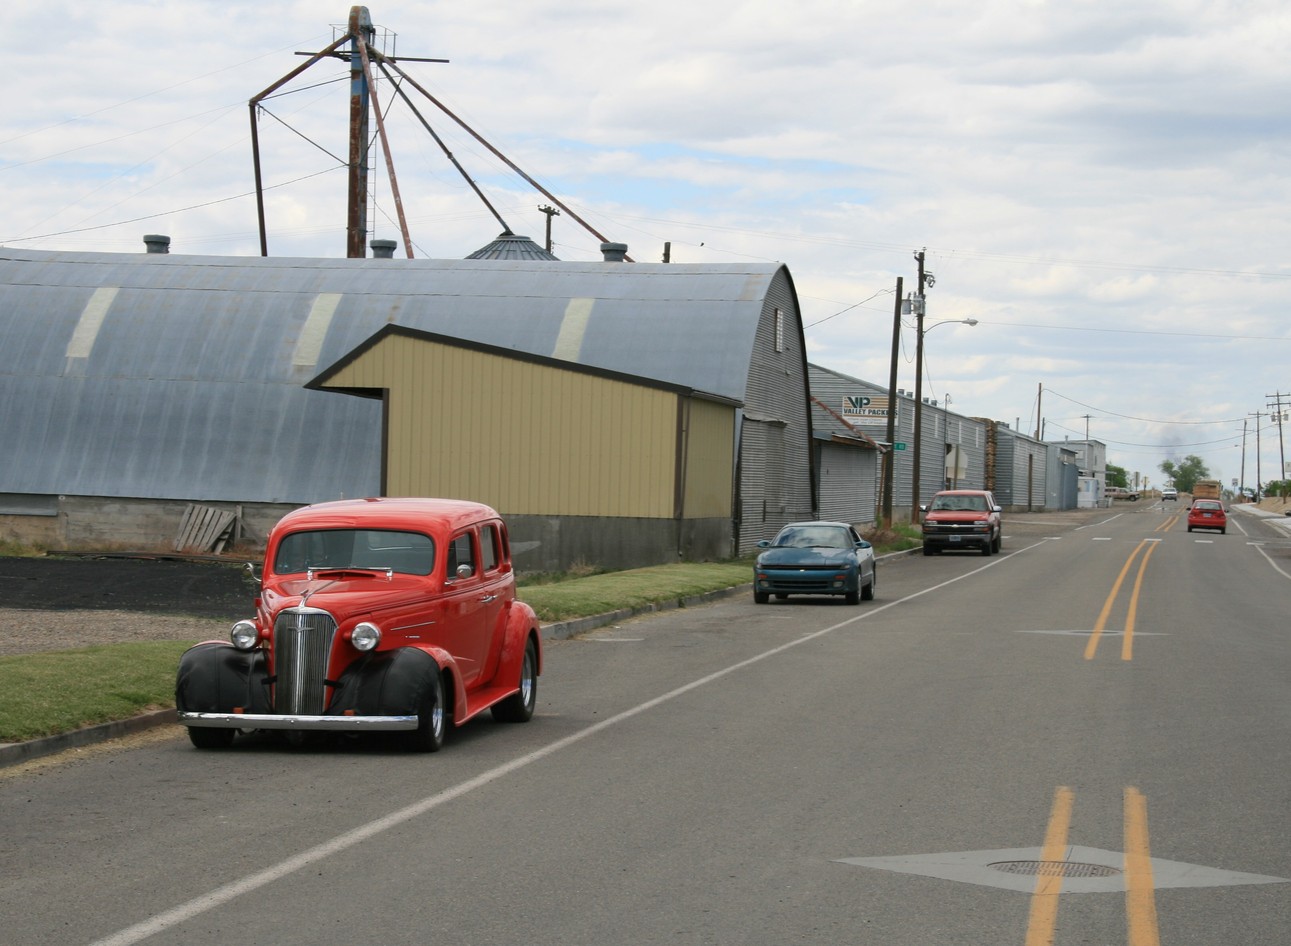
[2,503,1289,945]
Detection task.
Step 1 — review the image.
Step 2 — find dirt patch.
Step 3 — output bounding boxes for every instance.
[0,555,256,618]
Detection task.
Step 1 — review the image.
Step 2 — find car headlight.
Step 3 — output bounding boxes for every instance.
[230,620,259,651]
[351,622,381,652]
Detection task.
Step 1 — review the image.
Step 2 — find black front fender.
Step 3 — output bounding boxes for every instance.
[328,647,442,718]
[175,642,271,715]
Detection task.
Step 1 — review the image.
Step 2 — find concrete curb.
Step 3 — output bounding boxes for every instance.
[0,708,176,768]
[1,548,923,768]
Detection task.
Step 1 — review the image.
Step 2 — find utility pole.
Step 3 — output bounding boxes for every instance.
[538,204,560,254]
[1266,391,1289,485]
[1240,418,1248,496]
[345,7,376,258]
[882,277,903,528]
[910,250,930,522]
[1034,383,1042,440]
[1251,411,1264,498]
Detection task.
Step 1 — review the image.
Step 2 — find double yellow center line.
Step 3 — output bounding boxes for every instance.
[1025,786,1160,946]
[1084,526,1172,661]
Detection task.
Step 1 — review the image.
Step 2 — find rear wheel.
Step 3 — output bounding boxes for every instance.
[492,638,538,723]
[187,727,235,750]
[406,669,446,752]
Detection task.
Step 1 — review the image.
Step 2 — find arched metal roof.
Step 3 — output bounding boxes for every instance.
[0,248,792,504]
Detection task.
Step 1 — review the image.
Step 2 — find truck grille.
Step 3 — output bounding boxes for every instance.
[273,608,337,715]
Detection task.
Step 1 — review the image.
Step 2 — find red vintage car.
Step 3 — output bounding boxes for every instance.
[176,498,541,751]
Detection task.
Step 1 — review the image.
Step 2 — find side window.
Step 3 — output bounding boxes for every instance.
[445,531,476,579]
[480,523,500,573]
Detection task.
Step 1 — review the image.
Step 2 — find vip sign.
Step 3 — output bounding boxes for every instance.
[843,395,890,419]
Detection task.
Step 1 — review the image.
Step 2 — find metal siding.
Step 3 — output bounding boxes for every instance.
[816,442,878,524]
[992,426,1049,508]
[737,271,814,550]
[683,398,736,518]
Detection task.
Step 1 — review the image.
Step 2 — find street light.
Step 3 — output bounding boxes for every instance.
[911,316,977,520]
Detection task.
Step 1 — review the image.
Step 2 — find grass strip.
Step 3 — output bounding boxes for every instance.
[520,561,752,622]
[0,642,195,743]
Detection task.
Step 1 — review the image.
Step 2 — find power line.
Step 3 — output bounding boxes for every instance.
[1043,389,1250,426]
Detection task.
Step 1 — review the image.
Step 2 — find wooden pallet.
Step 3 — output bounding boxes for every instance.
[175,504,239,553]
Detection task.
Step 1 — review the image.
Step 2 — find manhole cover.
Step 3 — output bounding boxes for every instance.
[988,860,1122,878]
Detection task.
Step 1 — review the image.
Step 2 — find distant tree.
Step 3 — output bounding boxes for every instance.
[1106,464,1129,488]
[1159,455,1210,494]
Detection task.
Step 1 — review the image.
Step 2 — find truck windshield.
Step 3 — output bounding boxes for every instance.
[273,529,435,576]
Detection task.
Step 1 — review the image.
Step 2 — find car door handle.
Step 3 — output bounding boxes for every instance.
[480,594,497,603]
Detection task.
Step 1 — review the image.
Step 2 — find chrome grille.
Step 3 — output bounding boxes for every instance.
[273,608,337,715]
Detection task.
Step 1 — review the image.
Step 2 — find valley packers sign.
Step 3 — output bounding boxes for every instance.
[842,395,890,419]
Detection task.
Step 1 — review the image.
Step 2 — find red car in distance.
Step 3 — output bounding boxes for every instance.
[176,498,541,752]
[1186,499,1227,535]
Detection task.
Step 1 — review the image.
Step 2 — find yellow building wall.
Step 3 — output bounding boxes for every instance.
[681,398,736,519]
[321,335,734,519]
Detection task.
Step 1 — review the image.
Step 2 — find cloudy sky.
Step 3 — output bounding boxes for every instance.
[6,0,1289,490]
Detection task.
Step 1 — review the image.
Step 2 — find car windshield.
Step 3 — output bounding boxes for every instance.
[931,495,987,512]
[774,526,853,549]
[273,529,435,576]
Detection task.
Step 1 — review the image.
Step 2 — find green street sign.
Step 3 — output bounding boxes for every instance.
[893,442,907,451]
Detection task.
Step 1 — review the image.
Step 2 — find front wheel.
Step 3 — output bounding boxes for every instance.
[187,726,235,750]
[492,638,538,723]
[406,669,447,752]
[981,541,993,557]
[753,590,769,604]
[861,568,876,601]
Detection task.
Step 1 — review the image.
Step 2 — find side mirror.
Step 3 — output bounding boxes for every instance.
[455,563,474,580]
[245,561,261,584]
[757,539,771,548]
[919,504,929,513]
[856,540,872,549]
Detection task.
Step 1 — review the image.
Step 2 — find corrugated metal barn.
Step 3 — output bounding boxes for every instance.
[808,363,991,516]
[808,397,881,525]
[0,247,815,570]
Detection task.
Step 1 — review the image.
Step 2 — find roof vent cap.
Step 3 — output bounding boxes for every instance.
[143,234,171,254]
[600,242,628,262]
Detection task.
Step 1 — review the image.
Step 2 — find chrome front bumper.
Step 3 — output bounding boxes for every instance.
[177,711,418,732]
